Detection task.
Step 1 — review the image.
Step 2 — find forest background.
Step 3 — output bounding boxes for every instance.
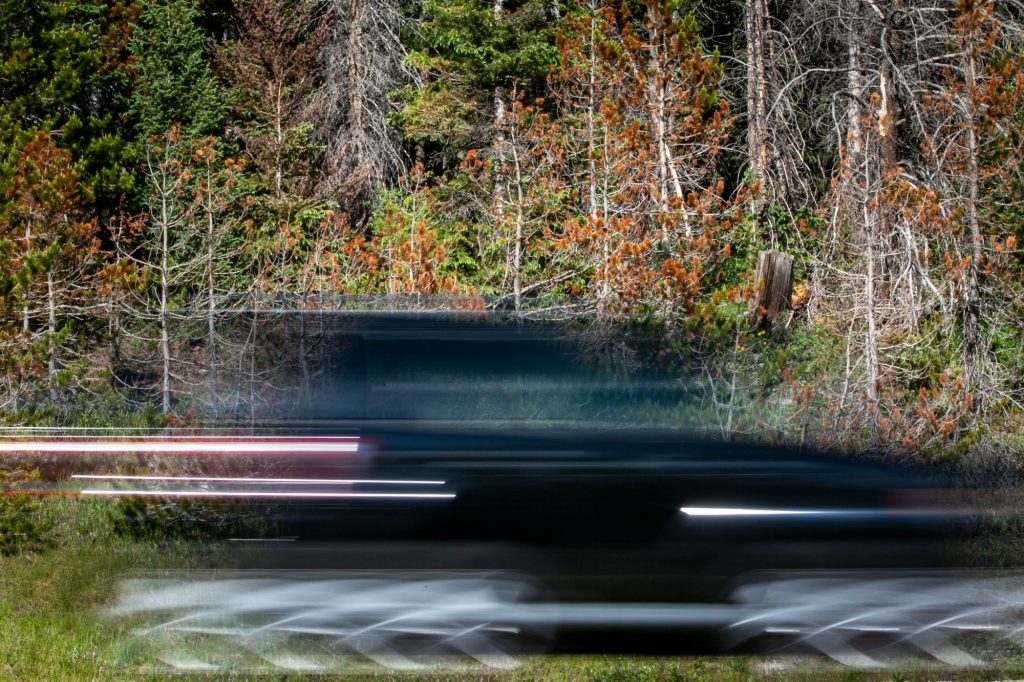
[3,0,1024,466]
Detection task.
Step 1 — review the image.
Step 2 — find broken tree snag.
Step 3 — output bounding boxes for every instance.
[748,250,794,329]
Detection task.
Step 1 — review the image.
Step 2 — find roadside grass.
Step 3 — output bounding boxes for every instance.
[2,498,1024,681]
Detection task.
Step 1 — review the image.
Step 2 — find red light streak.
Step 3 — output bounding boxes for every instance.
[72,475,444,485]
[0,437,359,455]
[80,490,455,499]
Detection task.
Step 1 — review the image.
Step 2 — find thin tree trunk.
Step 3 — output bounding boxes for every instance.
[47,270,57,405]
[274,83,284,199]
[601,126,611,302]
[22,219,31,334]
[863,153,880,431]
[248,305,259,428]
[110,219,124,370]
[347,0,364,141]
[878,3,901,170]
[745,0,769,205]
[834,316,857,433]
[846,0,865,164]
[206,181,219,418]
[492,0,508,222]
[160,191,172,414]
[645,11,671,244]
[586,0,598,226]
[509,118,525,316]
[963,37,983,394]
[408,189,417,295]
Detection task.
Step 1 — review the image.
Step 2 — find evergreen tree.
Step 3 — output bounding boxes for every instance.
[129,0,224,138]
[0,132,102,412]
[217,0,327,203]
[0,0,137,210]
[395,0,558,157]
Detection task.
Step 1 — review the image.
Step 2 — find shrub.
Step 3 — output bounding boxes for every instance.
[0,496,54,555]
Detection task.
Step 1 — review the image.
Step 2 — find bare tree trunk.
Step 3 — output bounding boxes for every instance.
[492,0,508,225]
[586,0,598,226]
[745,0,769,200]
[160,192,172,415]
[245,302,259,428]
[963,39,983,395]
[408,188,418,295]
[207,197,219,417]
[509,118,525,316]
[347,0,364,146]
[877,3,901,170]
[724,321,742,440]
[645,10,672,244]
[274,83,284,199]
[845,0,865,164]
[46,270,57,404]
[863,155,880,429]
[22,219,31,335]
[600,126,612,302]
[110,220,125,372]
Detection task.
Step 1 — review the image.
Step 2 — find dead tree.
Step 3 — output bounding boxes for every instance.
[748,250,794,329]
[318,0,411,223]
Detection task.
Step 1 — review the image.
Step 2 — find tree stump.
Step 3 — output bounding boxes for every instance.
[748,250,794,329]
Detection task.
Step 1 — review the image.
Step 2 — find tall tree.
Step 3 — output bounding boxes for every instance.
[548,0,733,313]
[191,138,245,415]
[119,128,241,414]
[318,0,411,221]
[217,0,328,203]
[2,132,102,410]
[462,85,571,312]
[129,0,224,138]
[395,0,557,162]
[0,0,137,211]
[921,0,1024,415]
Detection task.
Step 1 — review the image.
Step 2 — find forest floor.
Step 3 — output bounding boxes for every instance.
[2,498,1024,681]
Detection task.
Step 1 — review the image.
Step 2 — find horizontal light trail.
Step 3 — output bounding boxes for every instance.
[81,489,455,500]
[72,475,444,486]
[0,438,358,455]
[0,435,359,441]
[680,506,834,517]
[0,432,359,437]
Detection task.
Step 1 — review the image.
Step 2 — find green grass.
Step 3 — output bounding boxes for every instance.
[2,498,1024,680]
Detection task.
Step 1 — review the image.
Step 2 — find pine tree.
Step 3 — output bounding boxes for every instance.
[217,0,328,203]
[1,132,102,411]
[0,0,137,211]
[395,0,558,158]
[548,0,733,313]
[129,0,224,138]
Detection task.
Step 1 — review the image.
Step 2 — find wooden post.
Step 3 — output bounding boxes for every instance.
[748,250,794,329]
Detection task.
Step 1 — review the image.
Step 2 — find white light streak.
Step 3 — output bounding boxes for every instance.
[0,438,358,454]
[81,490,455,500]
[679,506,832,517]
[72,475,443,486]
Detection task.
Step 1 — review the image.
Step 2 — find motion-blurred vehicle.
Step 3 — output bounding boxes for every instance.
[100,313,992,669]
[239,424,967,657]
